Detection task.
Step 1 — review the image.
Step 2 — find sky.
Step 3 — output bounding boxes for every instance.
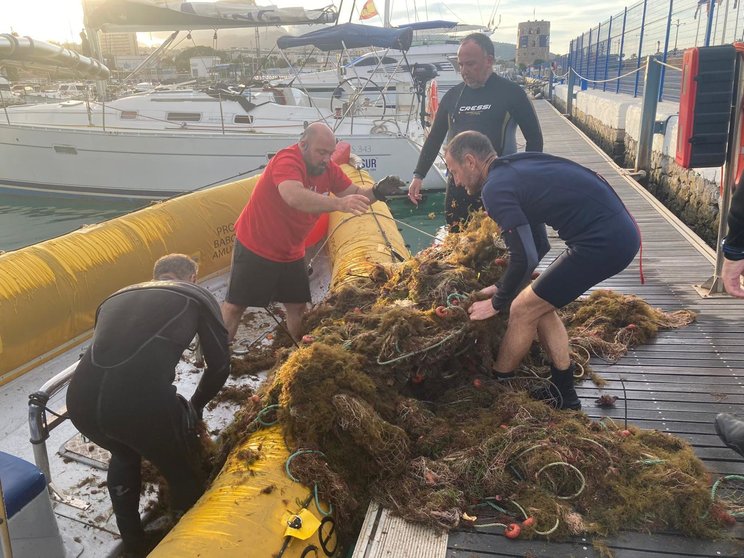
[1,0,624,55]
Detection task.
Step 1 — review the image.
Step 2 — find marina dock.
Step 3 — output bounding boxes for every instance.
[356,100,744,558]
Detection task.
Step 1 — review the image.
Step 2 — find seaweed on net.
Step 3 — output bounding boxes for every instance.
[216,211,724,546]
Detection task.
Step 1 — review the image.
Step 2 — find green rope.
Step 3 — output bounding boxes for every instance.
[711,475,744,518]
[313,483,333,517]
[256,404,281,426]
[446,292,468,307]
[285,449,334,517]
[376,325,467,365]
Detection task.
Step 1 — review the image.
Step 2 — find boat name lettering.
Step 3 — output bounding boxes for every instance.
[361,158,377,170]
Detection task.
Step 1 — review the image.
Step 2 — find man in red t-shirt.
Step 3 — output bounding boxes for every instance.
[222,122,399,341]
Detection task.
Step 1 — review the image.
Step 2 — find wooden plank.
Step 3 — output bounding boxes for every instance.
[353,502,447,558]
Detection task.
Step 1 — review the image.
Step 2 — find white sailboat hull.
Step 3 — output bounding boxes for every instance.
[0,123,445,199]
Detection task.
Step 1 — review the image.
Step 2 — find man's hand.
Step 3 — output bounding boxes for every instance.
[468,299,499,321]
[408,176,423,205]
[337,194,371,215]
[477,284,498,297]
[373,175,406,201]
[722,258,744,298]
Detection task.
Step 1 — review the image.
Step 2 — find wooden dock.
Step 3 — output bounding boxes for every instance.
[356,100,744,558]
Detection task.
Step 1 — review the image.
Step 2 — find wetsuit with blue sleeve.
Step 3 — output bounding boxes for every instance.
[66,280,230,551]
[481,152,640,311]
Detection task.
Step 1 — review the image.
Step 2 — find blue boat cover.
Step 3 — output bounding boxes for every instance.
[0,451,47,519]
[396,20,458,31]
[277,23,413,51]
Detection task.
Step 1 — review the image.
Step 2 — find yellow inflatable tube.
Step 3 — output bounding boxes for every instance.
[149,166,410,557]
[0,177,257,386]
[149,425,338,558]
[328,166,411,288]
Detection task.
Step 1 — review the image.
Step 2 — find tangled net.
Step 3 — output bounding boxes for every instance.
[220,212,724,546]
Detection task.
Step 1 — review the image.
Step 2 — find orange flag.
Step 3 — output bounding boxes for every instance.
[359,0,379,20]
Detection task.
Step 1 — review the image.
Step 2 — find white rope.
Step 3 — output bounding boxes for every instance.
[552,70,570,79]
[657,60,683,71]
[571,64,646,84]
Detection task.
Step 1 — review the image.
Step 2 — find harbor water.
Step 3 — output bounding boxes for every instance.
[0,193,145,252]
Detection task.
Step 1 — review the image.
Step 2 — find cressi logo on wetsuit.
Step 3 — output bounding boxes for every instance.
[458,104,493,113]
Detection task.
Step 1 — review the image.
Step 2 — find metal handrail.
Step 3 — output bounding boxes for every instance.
[28,361,78,483]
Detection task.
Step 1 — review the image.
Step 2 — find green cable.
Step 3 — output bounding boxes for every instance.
[285,449,334,517]
[710,474,744,518]
[285,449,326,481]
[314,483,333,517]
[256,404,281,426]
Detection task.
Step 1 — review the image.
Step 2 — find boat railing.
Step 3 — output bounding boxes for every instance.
[28,361,78,484]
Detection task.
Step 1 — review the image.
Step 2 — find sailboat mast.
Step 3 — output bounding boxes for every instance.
[384,0,391,28]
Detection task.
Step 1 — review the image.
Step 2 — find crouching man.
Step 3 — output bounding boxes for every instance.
[67,254,230,556]
[444,131,640,410]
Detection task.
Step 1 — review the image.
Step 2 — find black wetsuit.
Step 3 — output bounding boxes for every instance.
[414,73,543,229]
[66,281,230,551]
[481,152,640,310]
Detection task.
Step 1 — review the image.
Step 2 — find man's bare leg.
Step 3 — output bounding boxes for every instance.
[284,302,307,341]
[536,311,570,370]
[221,302,246,343]
[493,287,556,374]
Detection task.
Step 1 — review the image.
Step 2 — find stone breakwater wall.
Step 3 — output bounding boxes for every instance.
[550,85,721,246]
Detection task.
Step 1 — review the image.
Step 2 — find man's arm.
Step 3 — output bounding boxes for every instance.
[190,300,231,416]
[413,106,450,178]
[278,180,370,215]
[509,85,543,152]
[469,224,539,321]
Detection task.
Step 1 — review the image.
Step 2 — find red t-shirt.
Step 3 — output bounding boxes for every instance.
[235,144,352,262]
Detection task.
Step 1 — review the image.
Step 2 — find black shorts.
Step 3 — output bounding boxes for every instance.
[225,240,311,307]
[532,211,640,308]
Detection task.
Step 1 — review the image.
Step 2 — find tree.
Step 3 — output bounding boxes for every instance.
[174,46,226,72]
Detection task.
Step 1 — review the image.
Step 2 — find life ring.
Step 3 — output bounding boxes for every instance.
[426,79,438,123]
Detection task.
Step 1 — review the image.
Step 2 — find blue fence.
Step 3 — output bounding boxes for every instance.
[550,0,743,102]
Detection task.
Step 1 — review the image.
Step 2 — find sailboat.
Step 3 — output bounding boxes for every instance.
[0,1,447,199]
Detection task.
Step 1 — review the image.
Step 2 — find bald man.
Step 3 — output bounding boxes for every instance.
[222,123,402,341]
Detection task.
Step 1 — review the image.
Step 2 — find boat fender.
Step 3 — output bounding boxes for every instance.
[331,141,351,165]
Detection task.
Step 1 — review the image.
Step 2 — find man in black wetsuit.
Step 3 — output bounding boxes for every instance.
[407,32,543,230]
[66,254,230,557]
[445,131,640,410]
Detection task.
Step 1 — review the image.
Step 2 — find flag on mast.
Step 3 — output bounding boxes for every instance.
[359,0,379,20]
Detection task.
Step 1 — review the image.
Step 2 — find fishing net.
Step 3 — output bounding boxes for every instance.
[213,211,732,546]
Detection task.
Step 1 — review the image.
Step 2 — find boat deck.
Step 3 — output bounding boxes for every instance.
[445,101,744,556]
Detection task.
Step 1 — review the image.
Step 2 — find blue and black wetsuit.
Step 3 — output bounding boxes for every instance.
[481,152,641,311]
[414,73,543,229]
[66,280,230,552]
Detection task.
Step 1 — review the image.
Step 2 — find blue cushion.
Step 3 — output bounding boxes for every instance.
[0,451,47,519]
